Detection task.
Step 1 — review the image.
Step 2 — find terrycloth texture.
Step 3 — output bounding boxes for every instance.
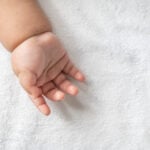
[0,0,150,149]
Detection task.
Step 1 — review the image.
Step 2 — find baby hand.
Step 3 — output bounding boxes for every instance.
[11,32,85,116]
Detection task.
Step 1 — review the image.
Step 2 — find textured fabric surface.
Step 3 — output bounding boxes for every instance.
[0,0,150,149]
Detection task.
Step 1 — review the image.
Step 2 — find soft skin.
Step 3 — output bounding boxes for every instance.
[0,0,52,51]
[0,0,86,115]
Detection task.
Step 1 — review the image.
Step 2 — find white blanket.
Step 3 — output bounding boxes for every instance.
[0,0,150,149]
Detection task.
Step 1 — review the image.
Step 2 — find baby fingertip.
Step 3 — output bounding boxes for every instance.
[39,104,51,116]
[75,72,86,82]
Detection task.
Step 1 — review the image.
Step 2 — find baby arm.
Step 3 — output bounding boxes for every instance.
[0,0,86,115]
[0,0,52,51]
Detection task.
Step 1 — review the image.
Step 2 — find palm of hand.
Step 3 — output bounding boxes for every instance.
[11,32,85,115]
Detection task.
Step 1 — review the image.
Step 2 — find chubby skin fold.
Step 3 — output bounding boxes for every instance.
[0,0,86,115]
[0,0,52,51]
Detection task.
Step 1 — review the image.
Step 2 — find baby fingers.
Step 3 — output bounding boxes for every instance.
[29,95,51,116]
[63,59,85,82]
[42,81,65,101]
[53,72,79,96]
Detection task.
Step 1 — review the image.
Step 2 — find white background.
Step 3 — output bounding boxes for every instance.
[0,0,150,149]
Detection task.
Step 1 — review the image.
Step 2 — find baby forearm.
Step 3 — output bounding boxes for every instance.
[0,0,52,52]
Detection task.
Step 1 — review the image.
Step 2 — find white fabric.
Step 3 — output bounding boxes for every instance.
[0,0,150,149]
